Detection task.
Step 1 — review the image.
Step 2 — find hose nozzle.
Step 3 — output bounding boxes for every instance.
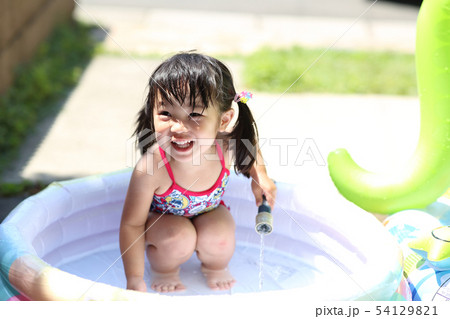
[255,196,273,235]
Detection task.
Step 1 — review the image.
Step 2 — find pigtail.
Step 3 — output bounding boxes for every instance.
[230,101,259,178]
[134,93,156,155]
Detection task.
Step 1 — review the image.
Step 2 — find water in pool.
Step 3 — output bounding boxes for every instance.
[53,239,322,296]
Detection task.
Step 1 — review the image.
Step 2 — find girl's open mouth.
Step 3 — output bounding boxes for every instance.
[171,140,194,152]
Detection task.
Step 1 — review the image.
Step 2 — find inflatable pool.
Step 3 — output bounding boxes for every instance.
[0,169,402,301]
[384,193,450,301]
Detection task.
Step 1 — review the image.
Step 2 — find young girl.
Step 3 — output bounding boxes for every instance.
[120,52,276,293]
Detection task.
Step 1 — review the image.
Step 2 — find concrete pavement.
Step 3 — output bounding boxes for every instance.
[74,0,418,54]
[79,0,421,20]
[0,0,421,221]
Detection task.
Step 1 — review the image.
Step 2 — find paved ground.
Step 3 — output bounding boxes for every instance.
[0,0,421,222]
[74,0,418,54]
[80,0,420,20]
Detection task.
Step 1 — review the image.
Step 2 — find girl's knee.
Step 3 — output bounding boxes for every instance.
[196,228,235,255]
[164,227,196,255]
[194,208,236,255]
[146,216,197,257]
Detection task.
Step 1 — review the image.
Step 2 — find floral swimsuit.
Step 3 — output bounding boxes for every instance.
[150,142,230,217]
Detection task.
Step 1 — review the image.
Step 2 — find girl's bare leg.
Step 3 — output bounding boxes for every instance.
[193,205,236,290]
[145,212,197,292]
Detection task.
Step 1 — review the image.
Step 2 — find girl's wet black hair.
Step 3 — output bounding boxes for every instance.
[134,52,258,177]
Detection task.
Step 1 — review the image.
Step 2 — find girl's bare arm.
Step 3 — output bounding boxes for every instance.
[119,154,156,288]
[249,147,277,209]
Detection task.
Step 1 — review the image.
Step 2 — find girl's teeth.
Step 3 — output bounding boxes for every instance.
[173,140,192,148]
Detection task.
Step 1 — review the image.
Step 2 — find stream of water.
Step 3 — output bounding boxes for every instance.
[259,233,265,291]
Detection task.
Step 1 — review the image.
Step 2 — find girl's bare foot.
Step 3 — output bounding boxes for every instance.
[201,265,236,290]
[150,268,186,293]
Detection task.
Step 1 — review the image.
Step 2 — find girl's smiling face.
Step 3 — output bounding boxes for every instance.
[153,93,233,163]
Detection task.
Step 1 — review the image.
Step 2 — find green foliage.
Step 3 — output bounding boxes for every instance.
[0,180,47,197]
[243,46,417,95]
[0,20,98,175]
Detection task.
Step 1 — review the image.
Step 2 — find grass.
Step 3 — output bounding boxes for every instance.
[243,46,417,95]
[0,180,47,197]
[0,19,98,177]
[95,46,417,95]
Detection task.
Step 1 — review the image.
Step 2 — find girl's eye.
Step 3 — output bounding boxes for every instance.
[189,112,203,119]
[159,111,171,120]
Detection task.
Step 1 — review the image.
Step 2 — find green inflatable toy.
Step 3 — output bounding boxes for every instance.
[328,0,450,214]
[408,226,450,271]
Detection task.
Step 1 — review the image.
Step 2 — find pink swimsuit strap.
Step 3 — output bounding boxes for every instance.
[157,140,229,196]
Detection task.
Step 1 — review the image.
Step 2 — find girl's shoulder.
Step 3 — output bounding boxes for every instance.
[135,144,160,171]
[133,144,169,189]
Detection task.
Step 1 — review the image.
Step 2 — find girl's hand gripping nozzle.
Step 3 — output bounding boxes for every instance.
[255,195,273,235]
